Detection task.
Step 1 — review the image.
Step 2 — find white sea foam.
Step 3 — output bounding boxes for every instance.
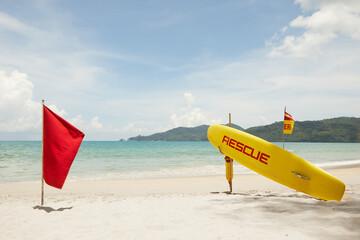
[316,159,360,169]
[67,159,360,182]
[67,164,255,182]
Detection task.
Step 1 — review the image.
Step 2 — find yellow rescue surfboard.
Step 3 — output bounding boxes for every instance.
[207,124,345,201]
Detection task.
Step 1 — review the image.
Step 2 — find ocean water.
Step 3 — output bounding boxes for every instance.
[0,141,359,183]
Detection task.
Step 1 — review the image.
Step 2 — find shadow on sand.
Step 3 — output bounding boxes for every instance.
[210,190,360,240]
[33,205,73,213]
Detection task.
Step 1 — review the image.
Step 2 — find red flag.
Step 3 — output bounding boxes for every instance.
[43,105,84,189]
[284,111,294,121]
[283,111,295,134]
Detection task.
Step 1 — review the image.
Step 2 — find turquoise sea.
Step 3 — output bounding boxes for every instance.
[0,141,359,183]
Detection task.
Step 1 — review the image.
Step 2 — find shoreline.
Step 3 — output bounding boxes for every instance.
[2,161,360,187]
[1,166,359,240]
[1,166,359,197]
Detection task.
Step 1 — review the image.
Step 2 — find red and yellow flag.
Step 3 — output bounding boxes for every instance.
[43,105,85,189]
[283,111,294,134]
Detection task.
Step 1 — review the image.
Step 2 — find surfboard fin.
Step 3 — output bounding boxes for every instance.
[291,171,310,181]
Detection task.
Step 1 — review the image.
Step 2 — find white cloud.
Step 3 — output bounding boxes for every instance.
[69,115,84,127]
[0,70,41,132]
[0,69,77,134]
[269,0,360,57]
[120,123,150,136]
[170,108,208,128]
[270,32,336,58]
[184,92,194,106]
[47,105,67,117]
[1,1,359,140]
[294,0,360,12]
[169,93,221,128]
[90,116,103,130]
[0,69,117,139]
[0,9,106,109]
[0,12,34,35]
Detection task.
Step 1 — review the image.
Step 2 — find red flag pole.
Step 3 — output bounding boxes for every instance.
[41,100,45,206]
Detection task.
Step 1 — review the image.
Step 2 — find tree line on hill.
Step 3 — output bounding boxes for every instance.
[126,117,360,143]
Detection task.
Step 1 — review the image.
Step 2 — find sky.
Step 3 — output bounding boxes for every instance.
[0,0,360,140]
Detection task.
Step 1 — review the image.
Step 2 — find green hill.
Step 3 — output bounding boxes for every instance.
[247,117,360,142]
[128,125,209,141]
[126,117,360,142]
[128,124,243,141]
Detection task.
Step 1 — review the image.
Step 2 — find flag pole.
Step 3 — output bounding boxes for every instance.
[226,113,233,193]
[283,107,285,149]
[41,100,44,206]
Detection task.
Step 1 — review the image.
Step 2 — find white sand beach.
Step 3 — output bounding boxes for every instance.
[1,167,359,240]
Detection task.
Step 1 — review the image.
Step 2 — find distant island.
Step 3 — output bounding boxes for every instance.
[126,117,360,143]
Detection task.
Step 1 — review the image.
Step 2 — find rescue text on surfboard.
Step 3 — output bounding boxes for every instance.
[222,136,270,165]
